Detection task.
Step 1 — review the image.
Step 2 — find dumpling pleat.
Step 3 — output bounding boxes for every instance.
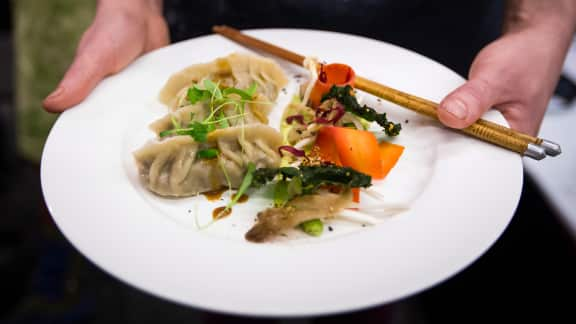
[134,124,283,197]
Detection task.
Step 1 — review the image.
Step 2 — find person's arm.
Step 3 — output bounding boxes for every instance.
[43,0,168,112]
[437,0,576,135]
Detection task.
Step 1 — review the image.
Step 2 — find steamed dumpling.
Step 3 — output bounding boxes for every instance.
[159,52,288,110]
[149,93,273,137]
[133,124,282,197]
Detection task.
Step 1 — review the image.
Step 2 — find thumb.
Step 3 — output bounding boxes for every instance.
[43,30,119,113]
[437,78,501,129]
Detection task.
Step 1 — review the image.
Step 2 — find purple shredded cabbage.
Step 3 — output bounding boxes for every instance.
[278,145,305,157]
[286,115,305,125]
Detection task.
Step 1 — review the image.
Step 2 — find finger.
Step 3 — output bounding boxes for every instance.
[42,56,107,113]
[42,31,115,113]
[42,24,141,113]
[437,78,501,129]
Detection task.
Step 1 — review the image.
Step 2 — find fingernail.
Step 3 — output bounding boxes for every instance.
[46,87,64,100]
[443,99,468,120]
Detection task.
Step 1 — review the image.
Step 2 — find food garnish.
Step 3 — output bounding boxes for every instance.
[251,165,372,193]
[322,85,402,136]
[159,121,215,142]
[159,80,261,140]
[196,148,219,159]
[226,162,256,211]
[378,141,405,178]
[309,63,356,107]
[315,126,386,179]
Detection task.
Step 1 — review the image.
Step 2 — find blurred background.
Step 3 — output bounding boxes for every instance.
[1,1,575,323]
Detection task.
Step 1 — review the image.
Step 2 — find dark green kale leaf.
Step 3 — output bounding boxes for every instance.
[251,165,372,193]
[298,165,372,192]
[322,85,402,136]
[252,167,281,187]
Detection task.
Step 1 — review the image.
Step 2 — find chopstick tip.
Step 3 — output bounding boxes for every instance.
[540,139,562,157]
[525,143,546,160]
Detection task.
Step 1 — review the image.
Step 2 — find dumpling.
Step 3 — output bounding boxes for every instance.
[226,53,288,102]
[149,93,273,137]
[159,52,288,110]
[133,124,282,197]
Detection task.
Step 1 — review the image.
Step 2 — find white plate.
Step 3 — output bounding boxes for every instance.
[41,29,522,317]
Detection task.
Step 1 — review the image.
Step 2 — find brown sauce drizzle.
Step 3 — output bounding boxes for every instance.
[202,188,226,201]
[212,206,232,220]
[231,193,249,203]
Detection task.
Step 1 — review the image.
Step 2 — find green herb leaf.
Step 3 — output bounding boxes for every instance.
[189,122,214,142]
[197,148,219,160]
[159,121,215,142]
[170,116,181,129]
[300,219,324,236]
[159,129,172,138]
[222,82,257,100]
[185,81,261,132]
[247,82,257,96]
[188,80,259,107]
[203,79,223,101]
[217,111,230,128]
[226,162,256,210]
[187,86,211,104]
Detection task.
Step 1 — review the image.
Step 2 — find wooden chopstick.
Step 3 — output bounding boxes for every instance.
[212,25,559,160]
[353,76,539,156]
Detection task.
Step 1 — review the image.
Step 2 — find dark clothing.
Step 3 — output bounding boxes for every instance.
[164,0,504,77]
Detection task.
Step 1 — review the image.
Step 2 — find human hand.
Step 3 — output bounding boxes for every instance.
[437,3,576,136]
[43,0,168,112]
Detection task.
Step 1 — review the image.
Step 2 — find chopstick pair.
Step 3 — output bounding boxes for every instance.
[212,25,561,160]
